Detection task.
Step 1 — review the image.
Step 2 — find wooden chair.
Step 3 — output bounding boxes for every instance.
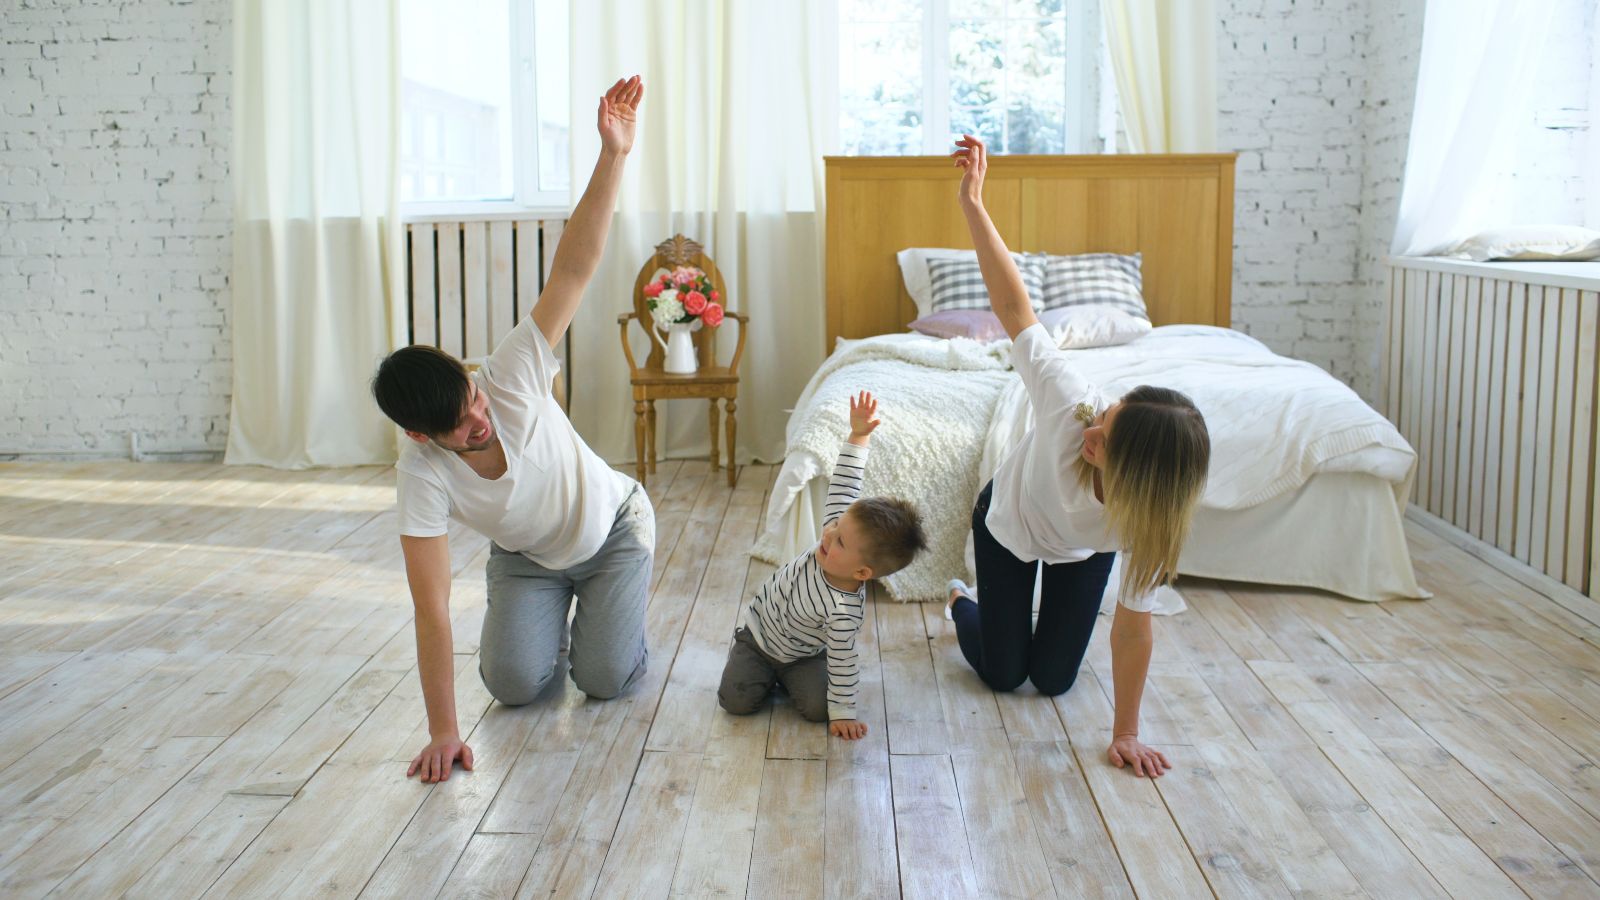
[618,235,748,487]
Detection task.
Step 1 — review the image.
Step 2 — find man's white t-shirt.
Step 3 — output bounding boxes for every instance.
[986,323,1155,612]
[395,317,635,570]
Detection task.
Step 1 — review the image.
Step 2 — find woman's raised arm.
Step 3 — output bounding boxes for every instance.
[953,135,1040,340]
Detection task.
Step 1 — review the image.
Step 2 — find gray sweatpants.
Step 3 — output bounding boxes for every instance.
[480,486,653,705]
[717,626,829,722]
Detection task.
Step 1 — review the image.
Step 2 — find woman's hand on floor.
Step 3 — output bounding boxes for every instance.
[409,734,475,783]
[1107,735,1171,778]
[830,719,868,740]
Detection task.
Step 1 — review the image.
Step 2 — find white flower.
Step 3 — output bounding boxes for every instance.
[650,293,684,328]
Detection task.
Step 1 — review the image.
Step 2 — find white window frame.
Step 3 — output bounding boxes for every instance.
[400,0,570,221]
[851,0,1099,155]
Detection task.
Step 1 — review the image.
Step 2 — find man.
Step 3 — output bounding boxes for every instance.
[370,75,647,783]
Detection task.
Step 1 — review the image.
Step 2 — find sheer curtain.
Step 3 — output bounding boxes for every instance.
[226,0,404,467]
[1390,0,1560,256]
[566,1,838,466]
[1101,0,1217,153]
[1591,21,1600,230]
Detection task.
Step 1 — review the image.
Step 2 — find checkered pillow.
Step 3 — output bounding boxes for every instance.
[926,254,1046,313]
[1037,253,1148,321]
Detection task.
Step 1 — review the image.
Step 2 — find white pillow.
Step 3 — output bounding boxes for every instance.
[1439,225,1600,261]
[1039,304,1151,349]
[896,247,1041,318]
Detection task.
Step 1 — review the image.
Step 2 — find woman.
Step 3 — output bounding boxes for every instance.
[946,135,1210,779]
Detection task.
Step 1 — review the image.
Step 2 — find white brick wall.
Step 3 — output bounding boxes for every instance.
[0,0,231,458]
[1220,0,1420,401]
[1228,0,1592,404]
[1352,0,1424,402]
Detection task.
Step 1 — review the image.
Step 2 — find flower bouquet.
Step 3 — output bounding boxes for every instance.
[642,266,725,374]
[643,266,725,328]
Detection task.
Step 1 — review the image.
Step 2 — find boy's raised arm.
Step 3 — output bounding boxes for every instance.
[847,390,879,448]
[822,391,877,527]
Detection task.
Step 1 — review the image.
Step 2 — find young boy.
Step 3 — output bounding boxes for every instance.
[718,391,927,739]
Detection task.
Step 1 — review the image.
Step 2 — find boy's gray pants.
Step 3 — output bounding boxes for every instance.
[479,486,653,705]
[717,625,829,722]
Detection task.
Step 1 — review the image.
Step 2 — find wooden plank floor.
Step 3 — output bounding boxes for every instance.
[2,461,1599,898]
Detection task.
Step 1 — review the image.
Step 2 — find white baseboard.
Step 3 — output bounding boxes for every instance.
[1405,507,1600,631]
[0,449,222,462]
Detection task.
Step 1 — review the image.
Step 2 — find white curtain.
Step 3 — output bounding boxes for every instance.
[1591,20,1600,230]
[1390,0,1559,256]
[226,0,404,467]
[1102,0,1217,153]
[567,0,838,466]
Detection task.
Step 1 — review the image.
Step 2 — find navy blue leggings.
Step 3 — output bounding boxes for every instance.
[951,481,1116,696]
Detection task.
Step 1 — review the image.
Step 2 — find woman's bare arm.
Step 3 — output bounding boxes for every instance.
[953,135,1040,340]
[1106,603,1172,778]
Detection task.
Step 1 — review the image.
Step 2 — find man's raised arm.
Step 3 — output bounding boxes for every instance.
[531,74,643,348]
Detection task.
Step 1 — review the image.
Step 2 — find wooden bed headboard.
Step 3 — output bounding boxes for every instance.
[823,154,1237,347]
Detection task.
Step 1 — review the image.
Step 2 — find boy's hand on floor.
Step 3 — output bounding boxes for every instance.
[830,719,868,740]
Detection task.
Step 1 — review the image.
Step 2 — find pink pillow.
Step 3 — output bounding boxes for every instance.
[908,309,1009,342]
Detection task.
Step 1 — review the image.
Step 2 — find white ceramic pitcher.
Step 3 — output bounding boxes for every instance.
[652,318,701,374]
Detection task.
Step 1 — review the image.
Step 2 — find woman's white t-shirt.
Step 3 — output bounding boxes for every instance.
[394,317,635,570]
[986,323,1156,611]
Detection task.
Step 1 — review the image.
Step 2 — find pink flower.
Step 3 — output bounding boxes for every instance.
[643,281,664,298]
[709,290,719,302]
[682,290,707,315]
[701,302,724,327]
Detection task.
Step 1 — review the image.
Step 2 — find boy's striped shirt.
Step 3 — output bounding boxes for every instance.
[743,442,868,720]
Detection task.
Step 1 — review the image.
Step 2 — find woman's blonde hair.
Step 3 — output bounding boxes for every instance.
[1076,386,1210,604]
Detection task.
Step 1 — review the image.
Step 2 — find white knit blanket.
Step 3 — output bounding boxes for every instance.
[751,335,1014,602]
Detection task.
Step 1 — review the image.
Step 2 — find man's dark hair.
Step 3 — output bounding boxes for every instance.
[371,345,470,437]
[848,497,928,577]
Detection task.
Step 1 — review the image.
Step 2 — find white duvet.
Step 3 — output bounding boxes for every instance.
[752,326,1417,604]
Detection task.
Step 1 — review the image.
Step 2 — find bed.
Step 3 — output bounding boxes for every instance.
[753,155,1426,609]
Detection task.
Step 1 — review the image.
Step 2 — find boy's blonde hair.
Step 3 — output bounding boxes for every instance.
[1076,386,1210,604]
[848,497,928,577]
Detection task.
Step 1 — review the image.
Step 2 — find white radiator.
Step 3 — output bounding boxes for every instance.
[1385,258,1600,596]
[405,217,567,403]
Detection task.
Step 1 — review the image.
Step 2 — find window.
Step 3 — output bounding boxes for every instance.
[400,0,569,212]
[839,0,1102,156]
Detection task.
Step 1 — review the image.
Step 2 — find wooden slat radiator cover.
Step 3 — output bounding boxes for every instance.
[1384,258,1599,596]
[405,218,568,407]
